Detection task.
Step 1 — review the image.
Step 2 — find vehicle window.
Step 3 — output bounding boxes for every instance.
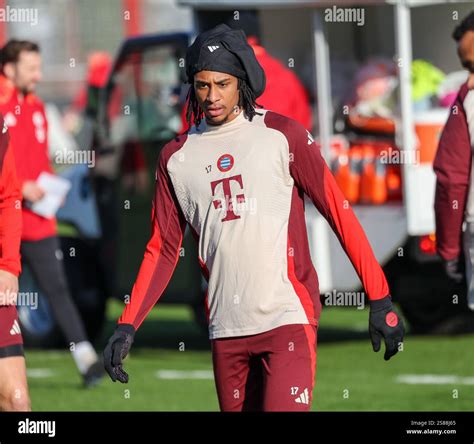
[107,44,182,146]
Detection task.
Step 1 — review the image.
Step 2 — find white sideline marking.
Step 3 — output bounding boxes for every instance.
[396,374,474,385]
[27,368,55,378]
[155,370,213,380]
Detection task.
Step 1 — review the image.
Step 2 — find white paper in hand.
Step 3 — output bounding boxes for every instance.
[30,172,71,218]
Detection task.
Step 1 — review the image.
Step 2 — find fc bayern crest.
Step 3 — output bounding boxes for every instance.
[217,154,234,172]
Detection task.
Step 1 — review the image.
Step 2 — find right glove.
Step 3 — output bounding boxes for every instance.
[443,258,463,284]
[369,295,405,361]
[103,324,135,383]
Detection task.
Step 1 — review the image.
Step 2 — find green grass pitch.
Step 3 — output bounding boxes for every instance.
[25,300,474,411]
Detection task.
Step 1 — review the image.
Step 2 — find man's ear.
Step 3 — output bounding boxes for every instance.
[3,63,15,80]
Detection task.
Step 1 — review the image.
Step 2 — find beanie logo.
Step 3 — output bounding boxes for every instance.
[207,45,220,53]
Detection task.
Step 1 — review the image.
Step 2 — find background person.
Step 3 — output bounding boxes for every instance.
[434,11,474,310]
[0,39,103,387]
[0,113,30,411]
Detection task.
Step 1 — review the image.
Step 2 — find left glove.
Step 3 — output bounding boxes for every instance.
[103,324,135,383]
[369,295,405,361]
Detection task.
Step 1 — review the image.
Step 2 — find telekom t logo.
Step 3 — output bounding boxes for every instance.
[210,174,246,222]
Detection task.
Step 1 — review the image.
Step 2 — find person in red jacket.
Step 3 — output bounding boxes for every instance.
[0,113,30,411]
[434,11,474,310]
[0,40,103,386]
[246,35,313,132]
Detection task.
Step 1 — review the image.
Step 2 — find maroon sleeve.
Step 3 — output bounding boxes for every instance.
[0,122,22,276]
[266,112,389,301]
[433,85,472,261]
[118,135,188,329]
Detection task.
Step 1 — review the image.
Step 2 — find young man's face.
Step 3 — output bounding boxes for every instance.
[4,51,42,95]
[193,70,241,125]
[458,30,474,89]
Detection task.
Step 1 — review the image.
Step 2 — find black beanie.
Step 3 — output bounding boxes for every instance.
[185,23,266,98]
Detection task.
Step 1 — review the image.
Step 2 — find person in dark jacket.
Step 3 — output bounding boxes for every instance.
[433,10,474,309]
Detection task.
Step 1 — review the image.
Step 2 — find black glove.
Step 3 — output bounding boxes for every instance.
[443,258,463,284]
[369,296,404,361]
[103,324,135,383]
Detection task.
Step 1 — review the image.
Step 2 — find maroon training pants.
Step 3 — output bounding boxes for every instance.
[211,323,317,411]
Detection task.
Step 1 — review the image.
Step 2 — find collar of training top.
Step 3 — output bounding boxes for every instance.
[198,107,249,133]
[185,23,266,98]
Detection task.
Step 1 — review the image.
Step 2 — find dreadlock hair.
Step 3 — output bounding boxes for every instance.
[185,77,263,129]
[453,10,474,42]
